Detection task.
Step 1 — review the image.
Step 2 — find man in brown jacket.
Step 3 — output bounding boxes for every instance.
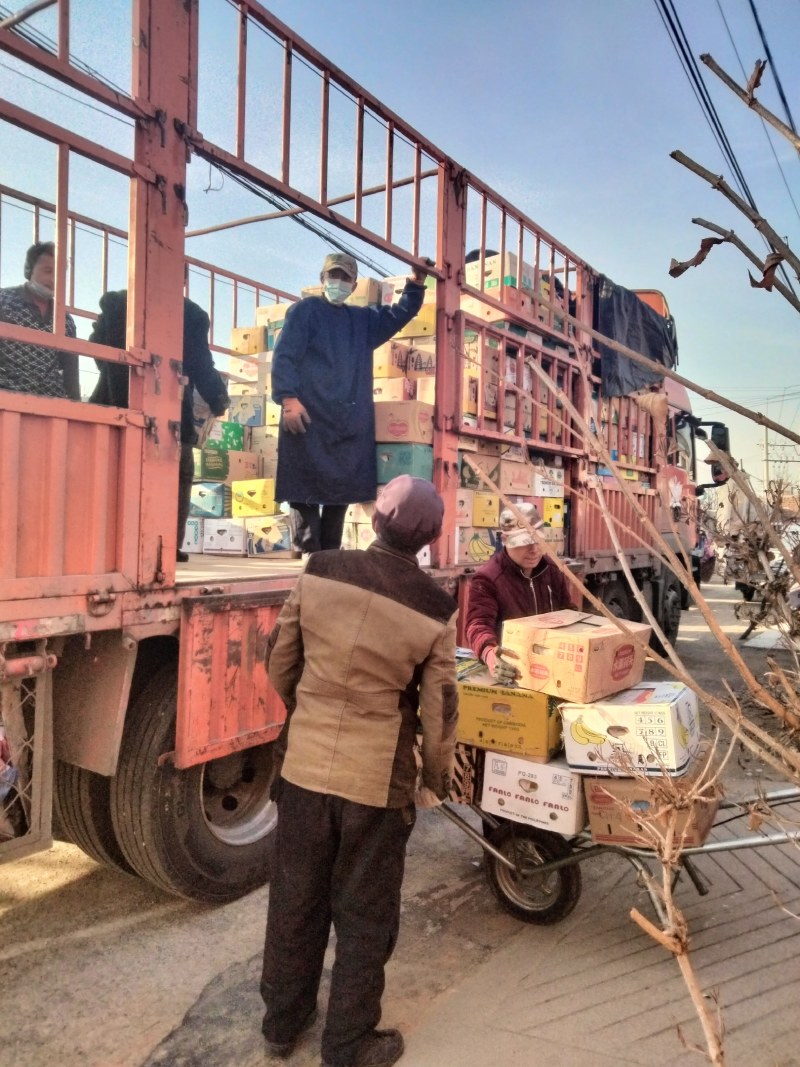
[260,475,458,1067]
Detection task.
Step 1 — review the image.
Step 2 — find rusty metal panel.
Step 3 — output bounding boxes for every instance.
[175,592,289,769]
[0,400,142,599]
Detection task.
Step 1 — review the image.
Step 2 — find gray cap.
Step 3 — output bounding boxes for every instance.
[374,476,444,552]
[499,502,544,548]
[322,252,358,281]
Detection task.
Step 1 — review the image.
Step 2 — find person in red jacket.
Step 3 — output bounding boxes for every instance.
[465,502,571,683]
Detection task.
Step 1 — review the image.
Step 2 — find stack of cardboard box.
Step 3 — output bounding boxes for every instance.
[452,609,715,846]
[182,304,293,558]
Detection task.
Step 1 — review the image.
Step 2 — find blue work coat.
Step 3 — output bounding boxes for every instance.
[271,280,425,505]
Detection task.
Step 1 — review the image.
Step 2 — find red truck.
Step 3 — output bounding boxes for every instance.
[0,1,727,901]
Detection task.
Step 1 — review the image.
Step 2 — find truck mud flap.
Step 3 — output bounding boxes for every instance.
[175,589,289,770]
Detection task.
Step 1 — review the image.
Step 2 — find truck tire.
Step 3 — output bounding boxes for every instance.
[652,573,682,653]
[53,761,136,875]
[484,824,582,924]
[599,579,634,620]
[110,663,278,902]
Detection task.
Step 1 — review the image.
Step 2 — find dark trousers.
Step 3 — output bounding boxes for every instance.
[289,502,348,554]
[261,781,415,1066]
[177,442,195,547]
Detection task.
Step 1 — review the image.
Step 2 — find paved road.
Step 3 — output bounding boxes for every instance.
[3,578,798,1067]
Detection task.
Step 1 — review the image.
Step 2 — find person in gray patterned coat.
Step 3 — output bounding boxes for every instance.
[0,242,80,400]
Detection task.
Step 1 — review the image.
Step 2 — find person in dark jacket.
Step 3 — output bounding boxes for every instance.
[465,502,571,683]
[88,290,229,561]
[271,252,427,556]
[260,475,458,1067]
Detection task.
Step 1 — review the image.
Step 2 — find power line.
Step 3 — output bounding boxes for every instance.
[747,0,799,142]
[715,0,800,223]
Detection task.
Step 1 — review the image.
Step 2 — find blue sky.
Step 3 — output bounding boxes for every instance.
[2,0,799,486]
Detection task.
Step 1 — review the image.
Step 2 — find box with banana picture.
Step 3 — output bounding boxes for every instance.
[560,682,700,776]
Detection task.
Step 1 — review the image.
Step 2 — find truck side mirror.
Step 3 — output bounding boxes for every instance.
[709,423,730,485]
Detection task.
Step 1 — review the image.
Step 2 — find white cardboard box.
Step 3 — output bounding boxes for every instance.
[481,754,586,834]
[245,515,292,556]
[181,517,203,554]
[531,464,565,498]
[500,609,651,704]
[561,682,701,776]
[202,517,247,555]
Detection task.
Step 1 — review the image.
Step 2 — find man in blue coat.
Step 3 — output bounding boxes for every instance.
[271,252,428,555]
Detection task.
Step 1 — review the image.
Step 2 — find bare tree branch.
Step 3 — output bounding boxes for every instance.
[700,53,800,154]
[670,150,800,283]
[691,219,800,313]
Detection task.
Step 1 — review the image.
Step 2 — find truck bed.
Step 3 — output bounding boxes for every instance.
[175,554,304,585]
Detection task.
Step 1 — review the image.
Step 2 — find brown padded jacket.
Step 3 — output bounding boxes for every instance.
[266,541,459,808]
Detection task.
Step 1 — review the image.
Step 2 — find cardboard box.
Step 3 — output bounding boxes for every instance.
[394,303,436,339]
[225,450,262,484]
[413,740,482,804]
[345,501,376,523]
[255,303,292,328]
[247,429,278,477]
[373,341,409,379]
[415,377,436,405]
[374,401,434,445]
[228,394,266,427]
[181,517,203,554]
[481,754,586,834]
[500,610,652,704]
[465,252,535,295]
[497,459,534,494]
[190,482,230,519]
[203,517,247,555]
[561,682,701,776]
[205,421,244,452]
[459,452,500,491]
[376,443,433,483]
[455,526,499,565]
[265,401,282,428]
[231,478,276,518]
[193,447,229,483]
[455,489,474,526]
[583,744,718,846]
[472,491,499,528]
[531,464,565,498]
[228,354,271,391]
[416,544,431,567]
[457,674,562,760]
[230,325,269,355]
[405,345,437,379]
[542,498,565,527]
[381,274,436,306]
[373,377,416,401]
[245,514,293,556]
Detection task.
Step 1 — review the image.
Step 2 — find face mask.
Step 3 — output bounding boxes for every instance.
[27,279,54,300]
[323,279,353,305]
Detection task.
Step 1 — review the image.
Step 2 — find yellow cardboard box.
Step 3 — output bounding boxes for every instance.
[394,303,436,339]
[231,478,276,518]
[456,674,562,761]
[501,609,652,704]
[472,491,500,528]
[230,325,269,355]
[373,341,409,379]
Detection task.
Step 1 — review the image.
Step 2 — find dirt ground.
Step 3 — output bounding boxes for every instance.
[2,575,798,1067]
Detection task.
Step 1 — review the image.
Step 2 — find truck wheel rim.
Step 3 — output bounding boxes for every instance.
[200,747,277,846]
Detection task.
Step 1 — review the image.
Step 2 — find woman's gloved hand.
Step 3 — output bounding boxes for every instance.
[483,645,522,685]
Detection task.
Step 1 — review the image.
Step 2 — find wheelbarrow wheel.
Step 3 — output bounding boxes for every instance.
[485,824,582,924]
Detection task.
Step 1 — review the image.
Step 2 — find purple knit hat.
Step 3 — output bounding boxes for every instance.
[374,476,444,551]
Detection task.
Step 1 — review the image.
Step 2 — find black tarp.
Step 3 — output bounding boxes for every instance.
[594,275,678,397]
